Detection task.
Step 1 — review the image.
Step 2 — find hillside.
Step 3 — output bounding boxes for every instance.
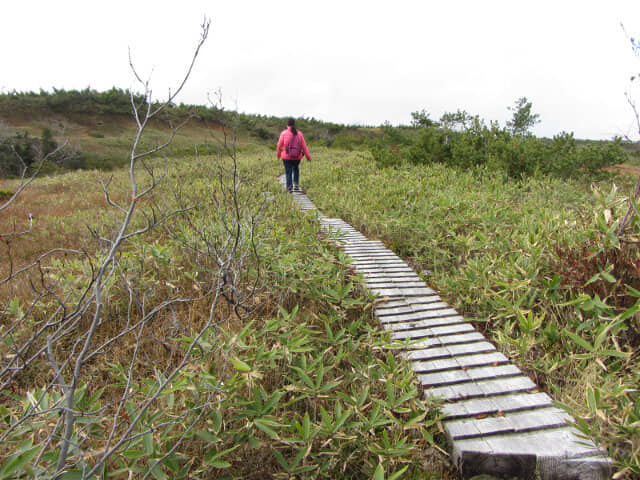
[0,89,375,175]
[3,89,638,181]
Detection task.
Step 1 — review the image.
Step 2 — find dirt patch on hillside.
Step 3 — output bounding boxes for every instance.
[607,164,640,177]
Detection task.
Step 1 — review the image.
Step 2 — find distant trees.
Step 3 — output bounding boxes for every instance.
[0,127,85,178]
[370,99,626,179]
[410,109,436,128]
[506,96,540,136]
[0,89,366,157]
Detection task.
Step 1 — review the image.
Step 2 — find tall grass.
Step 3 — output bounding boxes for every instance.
[0,149,451,479]
[305,149,640,478]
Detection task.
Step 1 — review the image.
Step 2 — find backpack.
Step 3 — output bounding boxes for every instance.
[285,133,302,158]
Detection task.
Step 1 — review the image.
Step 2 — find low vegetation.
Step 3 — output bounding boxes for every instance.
[306,151,640,478]
[0,89,364,174]
[370,110,630,179]
[1,87,640,479]
[0,145,450,479]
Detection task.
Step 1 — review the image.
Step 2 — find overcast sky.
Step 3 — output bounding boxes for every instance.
[2,1,640,140]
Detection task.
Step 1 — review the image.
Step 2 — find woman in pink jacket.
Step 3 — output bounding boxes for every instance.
[276,118,312,193]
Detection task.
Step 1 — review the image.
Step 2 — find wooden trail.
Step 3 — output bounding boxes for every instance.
[282,180,612,480]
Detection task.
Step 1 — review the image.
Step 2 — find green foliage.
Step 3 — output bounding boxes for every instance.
[306,151,640,476]
[0,189,14,201]
[0,127,92,178]
[371,109,627,179]
[40,127,57,156]
[369,123,411,168]
[405,127,449,165]
[506,96,540,136]
[410,109,436,128]
[0,150,447,479]
[0,132,36,177]
[0,89,379,177]
[184,296,442,478]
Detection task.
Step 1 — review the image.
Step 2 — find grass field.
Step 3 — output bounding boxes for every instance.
[0,144,454,479]
[303,150,640,478]
[1,111,639,478]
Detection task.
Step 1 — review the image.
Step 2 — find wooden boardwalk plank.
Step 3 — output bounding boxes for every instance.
[445,407,570,440]
[351,256,401,262]
[440,392,553,419]
[404,341,497,361]
[410,351,509,374]
[364,271,420,278]
[342,243,389,248]
[455,427,604,457]
[377,308,461,323]
[367,281,426,288]
[368,283,429,290]
[375,298,448,313]
[383,316,467,332]
[360,264,414,270]
[391,322,475,340]
[424,376,537,401]
[365,272,423,280]
[287,180,613,480]
[406,332,487,349]
[343,249,390,255]
[365,275,423,282]
[370,286,437,297]
[351,258,407,264]
[347,252,398,258]
[355,266,415,273]
[418,364,522,387]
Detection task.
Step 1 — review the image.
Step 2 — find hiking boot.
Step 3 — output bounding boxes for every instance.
[293,184,301,192]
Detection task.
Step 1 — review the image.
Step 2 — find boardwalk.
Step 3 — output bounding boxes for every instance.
[283,181,612,480]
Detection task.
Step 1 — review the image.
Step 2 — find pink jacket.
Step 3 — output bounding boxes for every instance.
[277,127,311,160]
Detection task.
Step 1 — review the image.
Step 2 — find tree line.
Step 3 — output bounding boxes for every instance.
[0,90,633,179]
[370,98,630,179]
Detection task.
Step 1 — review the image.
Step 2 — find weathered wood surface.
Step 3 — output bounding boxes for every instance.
[282,177,612,479]
[382,315,468,331]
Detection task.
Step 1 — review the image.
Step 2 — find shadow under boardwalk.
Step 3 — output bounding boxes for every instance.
[280,178,612,480]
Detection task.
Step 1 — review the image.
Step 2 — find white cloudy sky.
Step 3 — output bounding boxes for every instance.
[2,1,640,139]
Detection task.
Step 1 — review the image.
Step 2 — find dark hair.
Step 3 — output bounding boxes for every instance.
[287,117,297,135]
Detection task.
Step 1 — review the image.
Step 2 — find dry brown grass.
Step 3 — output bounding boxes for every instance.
[606,163,640,177]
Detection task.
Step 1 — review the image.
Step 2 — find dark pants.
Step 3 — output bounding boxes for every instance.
[283,159,301,191]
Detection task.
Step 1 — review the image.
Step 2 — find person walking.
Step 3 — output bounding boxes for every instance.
[277,118,312,193]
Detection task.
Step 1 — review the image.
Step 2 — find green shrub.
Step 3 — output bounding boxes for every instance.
[405,127,448,165]
[579,137,627,174]
[374,115,628,179]
[0,189,14,201]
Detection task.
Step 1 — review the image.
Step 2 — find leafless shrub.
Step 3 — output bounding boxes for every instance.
[618,24,640,237]
[0,18,268,478]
